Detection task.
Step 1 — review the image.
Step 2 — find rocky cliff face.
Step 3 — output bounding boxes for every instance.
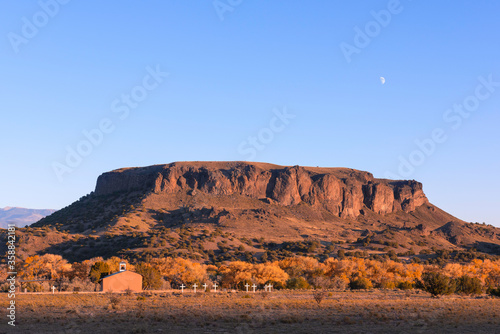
[95,162,428,218]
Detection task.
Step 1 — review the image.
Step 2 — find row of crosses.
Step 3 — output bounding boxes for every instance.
[179,283,273,293]
[180,283,217,293]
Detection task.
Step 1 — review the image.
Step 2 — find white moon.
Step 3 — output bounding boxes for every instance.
[380,77,386,85]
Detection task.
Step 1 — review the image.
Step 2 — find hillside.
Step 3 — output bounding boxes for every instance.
[3,161,499,263]
[0,207,55,228]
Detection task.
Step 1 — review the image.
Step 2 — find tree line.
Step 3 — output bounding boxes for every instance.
[2,254,499,297]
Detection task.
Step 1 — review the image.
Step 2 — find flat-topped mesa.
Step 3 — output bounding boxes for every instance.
[95,161,428,218]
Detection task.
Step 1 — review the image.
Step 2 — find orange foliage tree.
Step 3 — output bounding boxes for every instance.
[252,262,289,286]
[219,261,253,288]
[150,257,208,286]
[14,253,500,292]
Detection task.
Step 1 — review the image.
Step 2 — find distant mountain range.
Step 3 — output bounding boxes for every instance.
[0,207,55,228]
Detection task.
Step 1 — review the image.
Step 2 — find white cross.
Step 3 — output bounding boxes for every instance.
[244,283,249,292]
[51,286,56,294]
[212,283,218,292]
[193,283,197,293]
[264,284,268,292]
[268,284,273,292]
[252,284,257,293]
[180,284,185,293]
[203,283,208,291]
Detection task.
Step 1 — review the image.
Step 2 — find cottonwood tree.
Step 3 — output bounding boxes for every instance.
[150,257,208,286]
[219,261,253,289]
[252,262,289,286]
[22,254,71,280]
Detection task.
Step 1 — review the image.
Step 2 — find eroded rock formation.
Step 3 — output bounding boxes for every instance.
[95,162,428,218]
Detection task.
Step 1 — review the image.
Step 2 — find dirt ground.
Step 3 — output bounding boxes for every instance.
[1,290,499,333]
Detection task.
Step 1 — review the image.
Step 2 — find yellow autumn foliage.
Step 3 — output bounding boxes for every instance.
[150,257,208,285]
[22,254,71,280]
[13,253,500,291]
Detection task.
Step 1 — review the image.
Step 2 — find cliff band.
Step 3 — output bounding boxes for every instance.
[95,161,428,218]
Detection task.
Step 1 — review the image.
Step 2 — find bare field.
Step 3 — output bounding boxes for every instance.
[1,290,499,333]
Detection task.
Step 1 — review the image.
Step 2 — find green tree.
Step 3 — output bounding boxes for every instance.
[349,277,373,290]
[89,262,110,283]
[419,272,456,297]
[286,277,311,290]
[397,281,414,290]
[455,275,482,295]
[135,263,162,290]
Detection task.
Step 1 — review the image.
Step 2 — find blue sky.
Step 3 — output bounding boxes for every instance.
[1,1,499,227]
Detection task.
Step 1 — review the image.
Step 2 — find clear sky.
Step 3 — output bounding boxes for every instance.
[1,1,499,227]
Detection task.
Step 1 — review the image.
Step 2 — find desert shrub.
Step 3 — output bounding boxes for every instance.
[311,276,335,289]
[40,281,52,292]
[68,277,95,292]
[109,295,121,309]
[266,280,285,290]
[349,277,373,290]
[397,281,414,290]
[455,275,482,295]
[337,250,345,259]
[487,287,500,297]
[377,279,396,289]
[331,277,348,291]
[161,279,171,290]
[25,282,43,292]
[286,277,310,290]
[0,282,9,292]
[419,272,456,297]
[313,290,327,306]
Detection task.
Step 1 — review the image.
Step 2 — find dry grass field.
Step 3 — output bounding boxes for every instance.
[1,290,498,333]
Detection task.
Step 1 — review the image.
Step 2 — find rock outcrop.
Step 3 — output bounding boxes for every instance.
[95,162,428,218]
